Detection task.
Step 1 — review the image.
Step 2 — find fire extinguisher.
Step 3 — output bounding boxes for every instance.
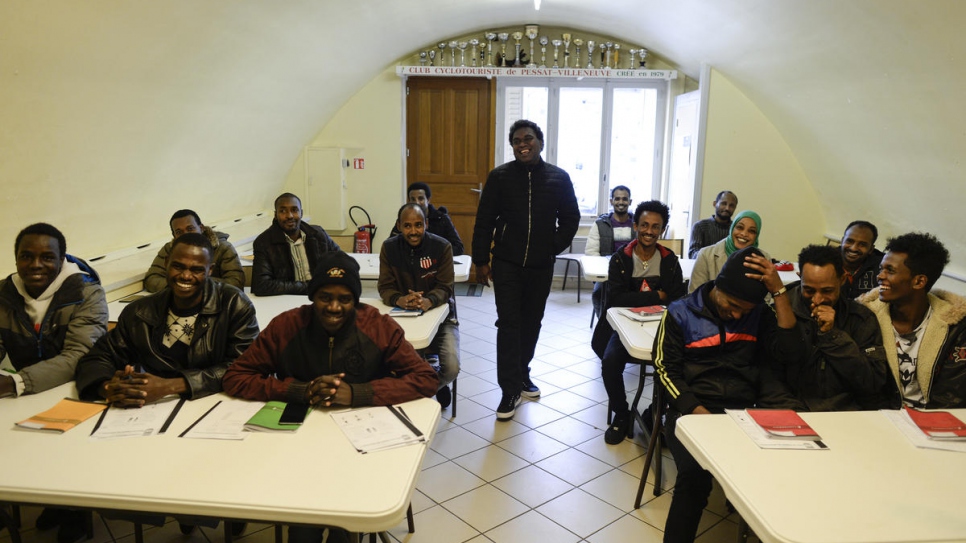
[349,206,377,253]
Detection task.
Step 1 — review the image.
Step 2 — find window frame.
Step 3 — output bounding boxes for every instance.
[495,76,670,218]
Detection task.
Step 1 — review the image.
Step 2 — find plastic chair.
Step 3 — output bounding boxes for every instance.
[603,356,665,505]
[558,249,583,302]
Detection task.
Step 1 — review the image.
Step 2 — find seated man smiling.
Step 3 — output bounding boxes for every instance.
[379,203,460,409]
[76,233,258,405]
[75,232,258,535]
[223,251,437,543]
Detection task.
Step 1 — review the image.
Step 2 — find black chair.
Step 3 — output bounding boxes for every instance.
[634,380,666,508]
[362,503,414,543]
[602,355,665,507]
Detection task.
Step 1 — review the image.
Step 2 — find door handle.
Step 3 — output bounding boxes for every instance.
[470,183,483,194]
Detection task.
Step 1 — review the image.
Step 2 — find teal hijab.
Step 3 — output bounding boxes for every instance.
[724,210,762,256]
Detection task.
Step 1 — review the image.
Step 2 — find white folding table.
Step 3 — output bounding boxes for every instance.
[348,253,470,282]
[677,410,966,543]
[0,384,440,539]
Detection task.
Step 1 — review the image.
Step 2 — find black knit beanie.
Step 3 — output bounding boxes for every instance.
[714,247,768,305]
[307,251,362,303]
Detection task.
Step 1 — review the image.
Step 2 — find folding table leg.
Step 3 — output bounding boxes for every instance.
[0,507,22,543]
[634,384,666,508]
[736,516,751,542]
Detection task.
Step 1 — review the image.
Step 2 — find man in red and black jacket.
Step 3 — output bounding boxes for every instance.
[224,250,437,408]
[591,200,685,445]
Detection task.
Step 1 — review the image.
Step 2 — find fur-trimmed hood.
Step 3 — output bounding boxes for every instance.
[858,288,966,326]
[858,287,966,403]
[200,225,229,249]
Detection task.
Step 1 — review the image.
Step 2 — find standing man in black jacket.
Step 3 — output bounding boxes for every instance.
[252,193,342,296]
[472,119,580,420]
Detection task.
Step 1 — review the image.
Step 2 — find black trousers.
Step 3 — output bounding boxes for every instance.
[663,409,713,543]
[491,258,553,394]
[601,332,633,414]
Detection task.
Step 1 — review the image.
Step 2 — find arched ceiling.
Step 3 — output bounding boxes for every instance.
[1,0,963,269]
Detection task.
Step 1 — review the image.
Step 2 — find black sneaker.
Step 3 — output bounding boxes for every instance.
[604,410,632,445]
[55,511,88,543]
[436,385,452,409]
[496,393,522,421]
[521,378,540,399]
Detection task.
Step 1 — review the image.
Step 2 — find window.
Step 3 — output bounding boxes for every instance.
[497,78,668,217]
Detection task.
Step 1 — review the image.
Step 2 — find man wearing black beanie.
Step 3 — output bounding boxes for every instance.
[223,250,437,409]
[654,247,801,543]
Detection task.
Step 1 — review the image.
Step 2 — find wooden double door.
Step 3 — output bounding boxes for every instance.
[406,77,494,261]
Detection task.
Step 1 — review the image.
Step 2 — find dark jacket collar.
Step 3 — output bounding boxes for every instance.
[268,219,313,244]
[135,277,221,326]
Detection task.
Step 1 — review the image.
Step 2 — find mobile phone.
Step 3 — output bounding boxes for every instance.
[279,403,309,425]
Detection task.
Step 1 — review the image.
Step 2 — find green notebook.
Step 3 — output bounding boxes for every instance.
[244,401,310,432]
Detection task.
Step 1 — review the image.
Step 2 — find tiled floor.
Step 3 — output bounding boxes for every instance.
[2,284,756,543]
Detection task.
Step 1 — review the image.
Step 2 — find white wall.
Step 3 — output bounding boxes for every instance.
[3,0,964,283]
[697,69,824,261]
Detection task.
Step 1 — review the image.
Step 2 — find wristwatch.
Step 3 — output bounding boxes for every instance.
[771,286,787,298]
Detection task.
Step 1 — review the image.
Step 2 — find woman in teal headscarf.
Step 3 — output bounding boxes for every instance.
[688,210,770,292]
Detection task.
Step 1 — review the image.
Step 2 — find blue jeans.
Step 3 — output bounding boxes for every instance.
[423,321,460,389]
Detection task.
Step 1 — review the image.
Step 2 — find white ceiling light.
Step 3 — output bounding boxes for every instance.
[534,0,541,10]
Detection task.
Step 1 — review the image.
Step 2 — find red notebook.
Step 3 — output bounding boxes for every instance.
[903,406,966,439]
[628,306,665,315]
[746,409,820,439]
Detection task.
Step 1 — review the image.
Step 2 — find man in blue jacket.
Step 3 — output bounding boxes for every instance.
[472,119,580,420]
[654,247,801,543]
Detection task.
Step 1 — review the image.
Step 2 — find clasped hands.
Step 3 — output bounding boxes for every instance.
[100,365,184,408]
[397,289,431,311]
[306,373,351,407]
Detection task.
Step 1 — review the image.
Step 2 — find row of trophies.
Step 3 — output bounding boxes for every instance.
[416,25,648,70]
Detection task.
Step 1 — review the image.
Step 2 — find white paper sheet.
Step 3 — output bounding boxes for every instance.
[180,400,265,440]
[726,409,828,450]
[90,397,183,440]
[331,406,425,453]
[881,409,966,453]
